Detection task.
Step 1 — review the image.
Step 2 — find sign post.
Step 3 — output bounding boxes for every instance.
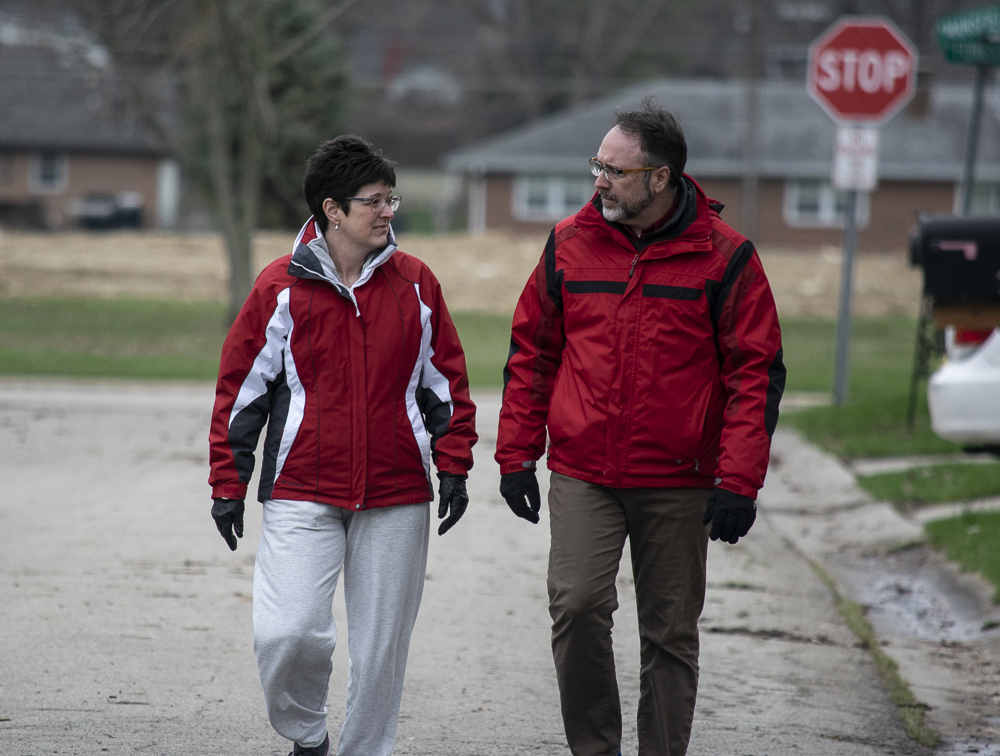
[937,6,1000,214]
[807,17,917,405]
[831,126,878,406]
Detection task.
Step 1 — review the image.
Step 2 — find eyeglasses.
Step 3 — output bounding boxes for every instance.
[345,195,401,212]
[589,158,658,181]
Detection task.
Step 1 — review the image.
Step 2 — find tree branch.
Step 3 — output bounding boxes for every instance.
[268,0,359,66]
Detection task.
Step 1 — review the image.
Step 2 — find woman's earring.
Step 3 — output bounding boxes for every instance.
[334,221,339,230]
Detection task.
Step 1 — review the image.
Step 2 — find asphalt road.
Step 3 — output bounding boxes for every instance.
[0,381,927,755]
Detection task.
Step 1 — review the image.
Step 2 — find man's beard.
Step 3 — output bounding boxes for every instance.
[600,177,654,222]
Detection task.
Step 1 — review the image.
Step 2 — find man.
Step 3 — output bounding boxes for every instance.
[496,100,785,756]
[208,135,476,756]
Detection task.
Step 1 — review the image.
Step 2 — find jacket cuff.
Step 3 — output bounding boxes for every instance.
[212,483,248,501]
[435,461,471,477]
[499,460,538,476]
[716,482,758,500]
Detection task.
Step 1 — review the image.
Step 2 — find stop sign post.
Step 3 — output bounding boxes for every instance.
[807,17,917,406]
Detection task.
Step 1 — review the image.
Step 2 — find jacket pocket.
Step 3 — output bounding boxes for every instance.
[621,284,718,474]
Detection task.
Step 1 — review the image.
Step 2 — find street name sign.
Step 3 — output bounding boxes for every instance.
[938,5,1000,66]
[937,5,1000,214]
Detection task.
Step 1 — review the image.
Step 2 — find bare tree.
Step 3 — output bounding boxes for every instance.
[457,0,690,119]
[82,0,355,321]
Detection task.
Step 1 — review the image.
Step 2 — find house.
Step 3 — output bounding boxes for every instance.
[442,77,1000,250]
[0,10,180,230]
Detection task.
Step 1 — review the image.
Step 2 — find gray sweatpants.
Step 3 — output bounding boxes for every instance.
[252,498,430,756]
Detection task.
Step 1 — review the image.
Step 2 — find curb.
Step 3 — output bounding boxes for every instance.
[761,428,1000,753]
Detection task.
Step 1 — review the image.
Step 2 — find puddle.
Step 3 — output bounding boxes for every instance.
[866,574,976,641]
[935,745,1000,755]
[832,546,1000,643]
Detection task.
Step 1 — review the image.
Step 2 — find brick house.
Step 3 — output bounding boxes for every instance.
[443,77,1000,251]
[0,13,179,230]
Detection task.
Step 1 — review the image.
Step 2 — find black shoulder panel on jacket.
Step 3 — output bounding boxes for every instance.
[705,240,755,329]
[765,347,786,439]
[544,228,565,312]
[502,338,520,399]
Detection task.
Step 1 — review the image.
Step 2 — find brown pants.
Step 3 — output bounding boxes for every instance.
[547,473,710,756]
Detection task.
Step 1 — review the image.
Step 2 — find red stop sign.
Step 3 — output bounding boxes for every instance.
[807,17,917,124]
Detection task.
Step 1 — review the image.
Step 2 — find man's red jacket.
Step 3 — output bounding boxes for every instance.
[496,177,785,499]
[209,218,477,510]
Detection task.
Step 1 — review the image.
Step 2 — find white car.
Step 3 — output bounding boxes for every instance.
[928,326,1000,447]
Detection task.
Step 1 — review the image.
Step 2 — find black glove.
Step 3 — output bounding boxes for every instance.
[702,487,756,544]
[499,469,540,524]
[212,498,245,551]
[436,472,469,536]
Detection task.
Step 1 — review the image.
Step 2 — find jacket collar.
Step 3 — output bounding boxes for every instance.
[287,216,398,296]
[579,174,713,254]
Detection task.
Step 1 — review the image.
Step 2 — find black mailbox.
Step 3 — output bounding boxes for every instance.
[911,214,1000,303]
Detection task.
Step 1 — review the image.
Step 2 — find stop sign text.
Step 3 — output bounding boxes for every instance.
[814,49,911,94]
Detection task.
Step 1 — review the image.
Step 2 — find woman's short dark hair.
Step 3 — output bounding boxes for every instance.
[303,135,396,233]
[611,97,686,190]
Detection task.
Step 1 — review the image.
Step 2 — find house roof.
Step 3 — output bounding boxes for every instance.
[0,12,165,155]
[443,77,1000,183]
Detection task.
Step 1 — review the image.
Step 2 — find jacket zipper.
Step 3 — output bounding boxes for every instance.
[629,254,639,277]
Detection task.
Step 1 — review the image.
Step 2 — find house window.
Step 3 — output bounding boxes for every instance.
[964,182,1000,215]
[783,179,869,228]
[29,152,68,194]
[0,155,13,185]
[513,175,595,222]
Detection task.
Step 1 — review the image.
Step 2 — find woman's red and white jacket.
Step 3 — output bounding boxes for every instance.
[209,218,477,511]
[496,176,785,499]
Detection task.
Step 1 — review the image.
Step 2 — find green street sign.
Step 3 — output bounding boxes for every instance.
[938,5,1000,65]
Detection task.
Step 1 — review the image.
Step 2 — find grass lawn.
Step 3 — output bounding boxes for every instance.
[0,299,968,443]
[0,297,229,379]
[779,316,960,459]
[857,462,1000,508]
[925,512,1000,603]
[0,300,962,439]
[450,311,511,388]
[0,296,514,385]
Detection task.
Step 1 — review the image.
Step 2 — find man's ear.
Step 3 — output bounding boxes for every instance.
[651,166,671,195]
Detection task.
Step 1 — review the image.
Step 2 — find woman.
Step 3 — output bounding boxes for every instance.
[208,135,477,756]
